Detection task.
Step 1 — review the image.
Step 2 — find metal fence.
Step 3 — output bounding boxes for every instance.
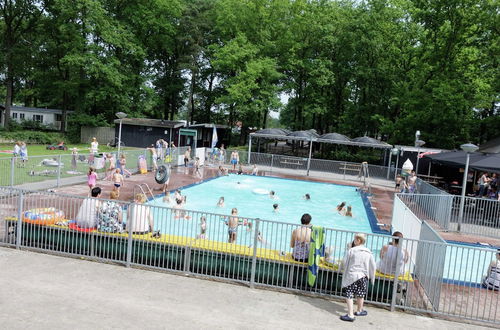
[0,187,498,324]
[247,152,399,183]
[395,192,500,239]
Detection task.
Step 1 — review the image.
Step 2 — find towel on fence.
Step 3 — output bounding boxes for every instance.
[308,226,325,287]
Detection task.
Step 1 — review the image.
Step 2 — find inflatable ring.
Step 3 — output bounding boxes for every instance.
[68,222,95,233]
[23,207,65,225]
[252,188,269,195]
[155,165,170,184]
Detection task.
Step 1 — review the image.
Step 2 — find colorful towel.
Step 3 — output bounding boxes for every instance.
[308,226,325,286]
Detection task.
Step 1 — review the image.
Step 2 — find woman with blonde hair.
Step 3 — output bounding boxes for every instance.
[340,233,376,322]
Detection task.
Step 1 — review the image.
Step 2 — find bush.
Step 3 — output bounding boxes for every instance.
[0,130,65,144]
[66,113,109,143]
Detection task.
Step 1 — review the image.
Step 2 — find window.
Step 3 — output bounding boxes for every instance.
[11,112,17,119]
[55,114,62,121]
[20,113,25,120]
[33,114,44,122]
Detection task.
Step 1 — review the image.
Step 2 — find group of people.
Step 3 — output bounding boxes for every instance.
[395,170,417,193]
[291,214,409,322]
[336,202,353,217]
[477,172,499,199]
[75,187,157,235]
[12,141,28,166]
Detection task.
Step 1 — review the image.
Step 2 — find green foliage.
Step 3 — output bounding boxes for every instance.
[0,0,498,150]
[66,113,109,143]
[0,130,65,144]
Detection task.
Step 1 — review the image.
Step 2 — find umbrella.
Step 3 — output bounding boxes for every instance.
[351,136,392,148]
[254,128,287,136]
[287,130,319,139]
[424,151,487,167]
[318,133,351,142]
[465,153,500,172]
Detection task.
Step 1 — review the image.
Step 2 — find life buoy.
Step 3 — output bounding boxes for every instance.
[23,208,65,225]
[252,188,269,195]
[155,165,170,184]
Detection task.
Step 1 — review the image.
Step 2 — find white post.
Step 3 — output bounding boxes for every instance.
[306,138,313,176]
[457,153,470,232]
[117,119,123,158]
[247,134,252,164]
[386,152,393,179]
[394,150,400,181]
[415,146,421,175]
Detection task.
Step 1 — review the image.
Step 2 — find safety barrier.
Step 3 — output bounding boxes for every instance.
[0,187,498,325]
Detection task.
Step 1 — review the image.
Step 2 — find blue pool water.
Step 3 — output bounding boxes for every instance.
[158,174,374,233]
[143,174,497,285]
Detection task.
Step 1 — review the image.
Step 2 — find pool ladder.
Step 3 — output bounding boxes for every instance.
[133,183,156,203]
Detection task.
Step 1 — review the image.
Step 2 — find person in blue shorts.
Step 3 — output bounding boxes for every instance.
[230,150,239,171]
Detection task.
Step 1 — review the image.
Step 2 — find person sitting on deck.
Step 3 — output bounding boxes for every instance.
[290,213,312,262]
[128,193,157,237]
[376,231,409,276]
[483,249,500,291]
[75,187,102,229]
[97,190,123,233]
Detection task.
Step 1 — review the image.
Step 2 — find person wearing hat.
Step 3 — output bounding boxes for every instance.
[483,249,500,291]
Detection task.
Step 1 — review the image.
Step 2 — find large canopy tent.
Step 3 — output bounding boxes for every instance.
[425,151,500,172]
[248,130,393,175]
[478,136,500,154]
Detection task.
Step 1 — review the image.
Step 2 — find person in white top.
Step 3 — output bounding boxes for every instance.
[128,193,154,234]
[340,233,376,322]
[483,249,500,291]
[377,231,409,276]
[75,187,102,228]
[90,137,99,154]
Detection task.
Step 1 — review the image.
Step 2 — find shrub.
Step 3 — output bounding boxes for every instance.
[66,113,109,143]
[0,130,65,144]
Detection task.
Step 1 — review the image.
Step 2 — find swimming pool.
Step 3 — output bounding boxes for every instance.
[143,174,497,285]
[158,174,374,231]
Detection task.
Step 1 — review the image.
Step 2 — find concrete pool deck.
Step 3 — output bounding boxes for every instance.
[0,247,490,330]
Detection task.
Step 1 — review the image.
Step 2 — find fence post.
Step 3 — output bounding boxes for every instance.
[10,157,15,187]
[249,219,260,288]
[15,191,24,249]
[390,244,403,311]
[126,203,135,267]
[270,154,274,173]
[56,154,62,187]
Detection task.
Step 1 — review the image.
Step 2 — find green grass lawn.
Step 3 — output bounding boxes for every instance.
[0,143,130,158]
[0,144,146,186]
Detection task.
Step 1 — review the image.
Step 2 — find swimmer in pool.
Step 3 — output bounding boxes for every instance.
[336,201,346,215]
[304,193,311,200]
[197,216,207,239]
[217,197,225,207]
[345,206,353,217]
[273,203,279,213]
[174,189,182,201]
[269,190,278,199]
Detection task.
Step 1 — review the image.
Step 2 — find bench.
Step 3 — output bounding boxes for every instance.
[280,157,304,166]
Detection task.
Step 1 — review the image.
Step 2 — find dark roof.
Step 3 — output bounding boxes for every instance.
[0,105,73,114]
[478,136,500,154]
[114,118,186,128]
[189,123,229,129]
[424,151,500,172]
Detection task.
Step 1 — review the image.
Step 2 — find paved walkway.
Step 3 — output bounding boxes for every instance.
[0,248,488,330]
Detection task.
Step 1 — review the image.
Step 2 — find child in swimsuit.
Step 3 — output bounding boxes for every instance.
[112,168,124,192]
[217,197,225,207]
[345,206,353,217]
[87,167,97,193]
[197,216,207,239]
[227,208,239,243]
[120,154,132,177]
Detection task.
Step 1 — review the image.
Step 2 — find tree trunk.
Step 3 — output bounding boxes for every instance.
[3,62,14,130]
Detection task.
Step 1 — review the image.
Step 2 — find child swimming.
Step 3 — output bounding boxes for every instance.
[336,201,346,215]
[345,205,353,217]
[304,193,311,200]
[273,203,279,213]
[217,197,225,207]
[197,216,207,239]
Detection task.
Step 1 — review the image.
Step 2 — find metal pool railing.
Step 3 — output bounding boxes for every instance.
[394,192,500,239]
[0,186,499,325]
